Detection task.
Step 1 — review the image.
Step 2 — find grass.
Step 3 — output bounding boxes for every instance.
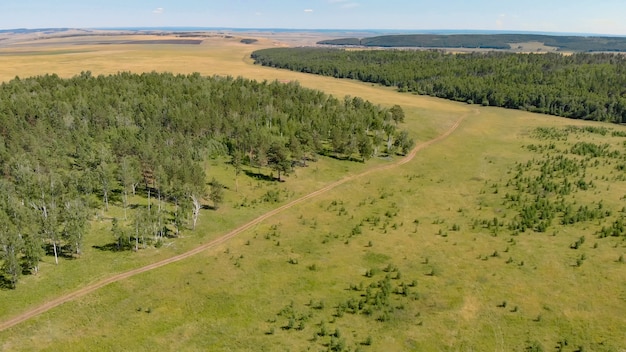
[1,34,626,351]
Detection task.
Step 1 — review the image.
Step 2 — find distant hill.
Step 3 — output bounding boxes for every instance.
[318,34,626,52]
[0,28,71,34]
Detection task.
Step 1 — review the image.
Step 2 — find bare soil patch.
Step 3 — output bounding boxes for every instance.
[115,39,203,45]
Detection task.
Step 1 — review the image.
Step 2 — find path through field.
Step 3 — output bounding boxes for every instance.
[0,108,476,332]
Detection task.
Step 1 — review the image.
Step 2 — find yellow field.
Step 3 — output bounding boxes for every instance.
[0,34,460,129]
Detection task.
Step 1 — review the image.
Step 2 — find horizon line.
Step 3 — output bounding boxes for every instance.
[1,27,625,38]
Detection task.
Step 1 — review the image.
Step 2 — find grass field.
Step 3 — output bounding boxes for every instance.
[0,33,625,351]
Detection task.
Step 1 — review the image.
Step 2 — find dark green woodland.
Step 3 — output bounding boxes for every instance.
[252,48,626,123]
[0,71,409,288]
[318,33,626,52]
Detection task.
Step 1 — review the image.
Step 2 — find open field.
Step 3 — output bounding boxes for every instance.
[0,32,625,351]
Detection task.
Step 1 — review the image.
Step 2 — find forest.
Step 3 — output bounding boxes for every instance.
[0,71,410,288]
[251,48,626,123]
[318,34,626,52]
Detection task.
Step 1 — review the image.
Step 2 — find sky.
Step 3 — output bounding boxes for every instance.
[2,0,626,36]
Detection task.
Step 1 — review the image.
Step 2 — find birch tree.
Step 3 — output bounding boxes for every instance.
[0,209,23,288]
[62,198,89,255]
[189,194,201,230]
[96,145,116,212]
[118,155,141,220]
[31,173,63,266]
[231,149,243,193]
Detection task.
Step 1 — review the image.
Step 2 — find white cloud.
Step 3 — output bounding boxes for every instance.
[341,2,359,9]
[153,7,164,15]
[496,13,506,28]
[304,9,314,13]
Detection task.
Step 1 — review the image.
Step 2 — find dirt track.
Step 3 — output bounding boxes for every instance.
[0,108,474,332]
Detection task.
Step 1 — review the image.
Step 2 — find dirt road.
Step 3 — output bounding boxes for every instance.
[0,108,474,332]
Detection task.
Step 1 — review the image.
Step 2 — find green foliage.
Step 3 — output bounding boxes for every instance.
[252,48,626,123]
[261,189,282,204]
[498,127,626,234]
[209,178,224,210]
[263,261,420,350]
[318,33,626,52]
[596,217,626,238]
[394,130,414,155]
[570,142,615,158]
[0,213,22,289]
[267,142,291,181]
[0,71,408,287]
[389,104,405,124]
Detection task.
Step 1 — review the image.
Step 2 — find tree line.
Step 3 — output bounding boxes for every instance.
[0,71,409,288]
[251,48,626,123]
[318,34,626,52]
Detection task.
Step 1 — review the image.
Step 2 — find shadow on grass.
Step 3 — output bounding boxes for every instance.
[0,275,16,290]
[317,150,364,163]
[92,243,126,252]
[43,244,77,260]
[243,169,277,182]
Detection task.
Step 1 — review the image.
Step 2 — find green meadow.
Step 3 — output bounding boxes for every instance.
[0,35,625,351]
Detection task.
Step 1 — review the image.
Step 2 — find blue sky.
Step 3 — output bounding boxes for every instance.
[1,0,626,35]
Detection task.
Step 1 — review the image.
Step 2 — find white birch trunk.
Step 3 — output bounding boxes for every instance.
[191,194,201,230]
